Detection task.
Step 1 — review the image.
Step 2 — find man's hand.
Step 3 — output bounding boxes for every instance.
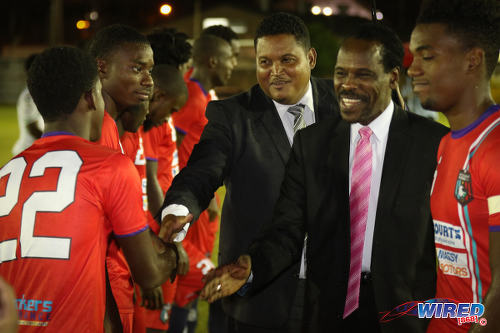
[175,242,189,276]
[207,198,219,222]
[200,255,252,303]
[140,285,164,310]
[159,214,193,242]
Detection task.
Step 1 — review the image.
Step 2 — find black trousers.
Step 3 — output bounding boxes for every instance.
[341,272,381,333]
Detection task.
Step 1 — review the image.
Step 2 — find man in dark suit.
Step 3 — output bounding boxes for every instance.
[159,12,339,333]
[201,23,449,333]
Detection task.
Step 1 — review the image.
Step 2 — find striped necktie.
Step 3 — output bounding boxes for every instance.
[287,104,306,134]
[344,126,373,318]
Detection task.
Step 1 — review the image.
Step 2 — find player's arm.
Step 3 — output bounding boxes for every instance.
[105,155,177,308]
[469,231,500,333]
[117,230,177,309]
[146,159,164,216]
[470,145,500,333]
[175,129,186,148]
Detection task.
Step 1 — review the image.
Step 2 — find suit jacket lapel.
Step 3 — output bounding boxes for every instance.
[311,77,337,122]
[251,86,291,164]
[375,106,411,221]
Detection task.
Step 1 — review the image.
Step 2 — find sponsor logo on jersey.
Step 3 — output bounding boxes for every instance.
[455,169,473,205]
[437,249,470,278]
[434,220,465,249]
[16,295,52,326]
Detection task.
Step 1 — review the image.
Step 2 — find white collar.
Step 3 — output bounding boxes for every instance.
[272,81,314,112]
[351,100,394,143]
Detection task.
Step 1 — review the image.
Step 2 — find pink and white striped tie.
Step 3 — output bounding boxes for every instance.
[344,126,373,318]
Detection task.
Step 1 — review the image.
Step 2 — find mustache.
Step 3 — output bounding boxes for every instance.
[270,76,290,84]
[338,91,368,102]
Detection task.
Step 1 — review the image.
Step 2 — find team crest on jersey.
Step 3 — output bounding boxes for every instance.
[455,170,473,205]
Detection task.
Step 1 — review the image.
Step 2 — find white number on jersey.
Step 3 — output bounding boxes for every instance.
[0,151,82,263]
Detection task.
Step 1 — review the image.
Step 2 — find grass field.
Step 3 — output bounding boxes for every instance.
[0,104,219,332]
[0,105,19,166]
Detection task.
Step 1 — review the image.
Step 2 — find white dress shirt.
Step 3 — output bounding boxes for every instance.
[349,100,394,272]
[273,82,315,145]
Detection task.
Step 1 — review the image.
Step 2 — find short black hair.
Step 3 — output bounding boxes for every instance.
[152,64,187,98]
[27,46,97,121]
[417,0,500,77]
[254,12,310,50]
[347,22,404,73]
[202,25,238,43]
[88,24,149,59]
[147,27,192,67]
[192,34,230,66]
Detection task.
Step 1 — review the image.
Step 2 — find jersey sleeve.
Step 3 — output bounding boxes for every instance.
[143,127,159,162]
[476,132,500,229]
[100,153,148,237]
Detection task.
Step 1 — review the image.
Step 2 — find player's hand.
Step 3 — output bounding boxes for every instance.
[200,255,251,303]
[140,285,164,310]
[159,214,193,242]
[207,198,219,222]
[0,277,18,333]
[175,242,189,276]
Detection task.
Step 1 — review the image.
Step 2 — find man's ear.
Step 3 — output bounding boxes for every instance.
[307,47,317,69]
[466,47,484,73]
[208,56,218,69]
[97,59,107,79]
[84,90,96,111]
[389,66,401,90]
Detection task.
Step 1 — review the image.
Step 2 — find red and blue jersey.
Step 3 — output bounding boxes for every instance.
[429,105,500,332]
[0,134,147,332]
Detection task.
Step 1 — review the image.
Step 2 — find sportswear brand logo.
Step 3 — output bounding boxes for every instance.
[455,169,473,205]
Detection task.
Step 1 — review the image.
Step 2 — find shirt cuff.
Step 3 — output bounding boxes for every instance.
[236,271,253,296]
[161,204,191,242]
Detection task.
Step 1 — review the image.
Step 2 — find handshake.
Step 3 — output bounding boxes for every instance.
[158,214,252,303]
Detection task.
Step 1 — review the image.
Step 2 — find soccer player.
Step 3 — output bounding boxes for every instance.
[89,24,154,151]
[88,24,155,332]
[166,33,234,333]
[134,65,188,333]
[408,0,500,332]
[0,46,176,332]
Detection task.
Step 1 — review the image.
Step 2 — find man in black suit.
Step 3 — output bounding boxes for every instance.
[201,23,449,333]
[159,12,339,333]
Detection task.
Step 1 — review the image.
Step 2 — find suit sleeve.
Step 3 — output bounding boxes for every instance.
[162,101,233,221]
[247,130,308,292]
